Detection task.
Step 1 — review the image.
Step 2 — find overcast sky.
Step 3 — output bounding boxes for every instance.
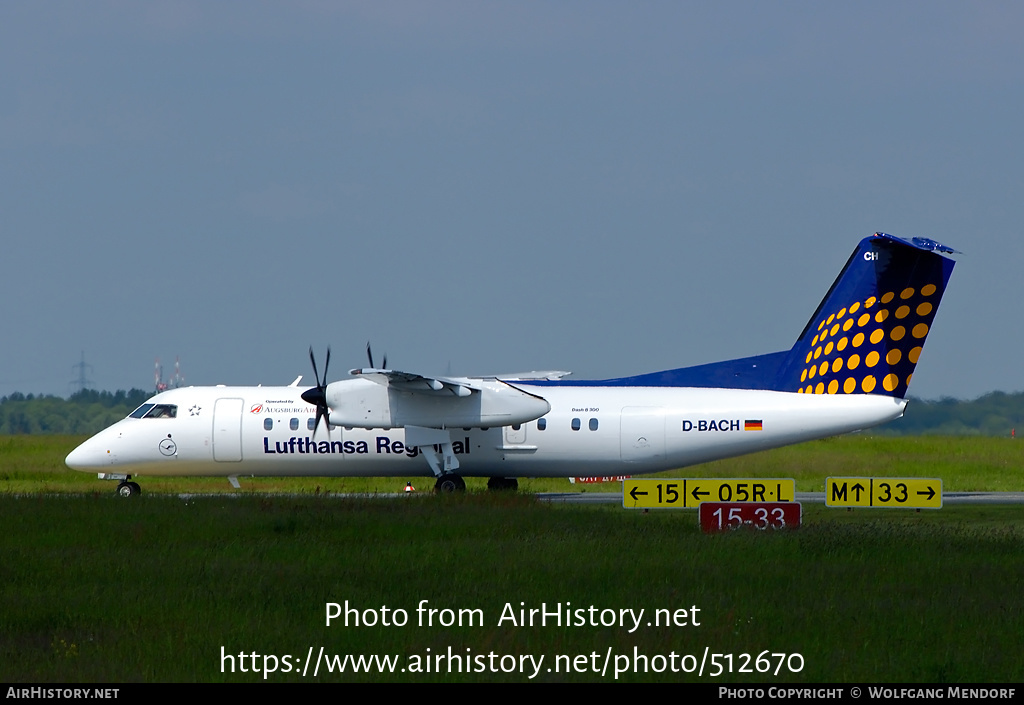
[1,2,1021,401]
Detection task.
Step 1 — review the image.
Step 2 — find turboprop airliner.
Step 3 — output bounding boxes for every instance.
[66,233,957,495]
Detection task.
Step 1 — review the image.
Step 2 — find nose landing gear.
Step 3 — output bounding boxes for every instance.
[116,480,142,497]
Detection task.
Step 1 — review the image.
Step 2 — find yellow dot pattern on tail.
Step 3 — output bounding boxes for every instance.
[797,283,938,397]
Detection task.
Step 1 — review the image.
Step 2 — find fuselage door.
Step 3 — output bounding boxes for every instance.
[213,398,244,462]
[620,407,666,462]
[504,423,527,445]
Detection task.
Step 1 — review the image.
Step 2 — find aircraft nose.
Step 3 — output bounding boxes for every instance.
[65,438,108,471]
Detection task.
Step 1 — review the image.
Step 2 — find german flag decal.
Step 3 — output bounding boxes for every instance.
[744,420,763,431]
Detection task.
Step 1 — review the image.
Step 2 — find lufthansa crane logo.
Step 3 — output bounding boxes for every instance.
[159,438,177,456]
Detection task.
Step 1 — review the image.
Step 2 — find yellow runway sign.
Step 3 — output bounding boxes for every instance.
[623,478,796,509]
[825,477,942,509]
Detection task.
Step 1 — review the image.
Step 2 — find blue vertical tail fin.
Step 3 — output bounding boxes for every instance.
[774,233,957,398]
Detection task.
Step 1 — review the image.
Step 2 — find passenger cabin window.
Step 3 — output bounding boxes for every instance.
[132,404,177,419]
[589,418,599,431]
[571,418,581,431]
[537,418,547,431]
[512,423,521,431]
[307,418,316,431]
[290,418,299,431]
[264,418,273,431]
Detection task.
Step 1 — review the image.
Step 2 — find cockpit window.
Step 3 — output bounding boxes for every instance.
[142,404,177,419]
[129,404,155,419]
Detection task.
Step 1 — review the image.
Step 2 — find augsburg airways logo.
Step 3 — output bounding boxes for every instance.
[252,400,306,414]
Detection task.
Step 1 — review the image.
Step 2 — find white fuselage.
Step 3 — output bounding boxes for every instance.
[65,384,906,479]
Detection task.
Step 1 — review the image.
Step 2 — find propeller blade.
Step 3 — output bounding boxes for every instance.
[366,341,374,369]
[302,346,332,439]
[309,346,319,385]
[315,405,328,438]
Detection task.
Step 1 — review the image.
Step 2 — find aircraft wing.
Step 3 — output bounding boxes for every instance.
[349,368,480,397]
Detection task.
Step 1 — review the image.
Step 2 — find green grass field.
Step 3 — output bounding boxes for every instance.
[1,434,1022,683]
[3,433,1023,495]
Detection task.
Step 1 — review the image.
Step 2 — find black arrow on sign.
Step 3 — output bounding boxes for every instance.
[691,487,710,502]
[852,483,865,501]
[629,487,648,501]
[917,487,936,501]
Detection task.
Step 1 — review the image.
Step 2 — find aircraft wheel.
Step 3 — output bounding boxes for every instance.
[487,477,518,492]
[116,482,141,497]
[434,474,466,493]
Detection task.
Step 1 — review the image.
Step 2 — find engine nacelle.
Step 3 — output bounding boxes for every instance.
[324,377,549,429]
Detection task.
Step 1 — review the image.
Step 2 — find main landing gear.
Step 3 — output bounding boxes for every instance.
[434,474,466,493]
[116,480,142,497]
[432,475,520,492]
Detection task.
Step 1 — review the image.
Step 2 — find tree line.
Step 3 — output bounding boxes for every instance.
[1,388,1023,436]
[0,389,150,435]
[877,391,1024,437]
